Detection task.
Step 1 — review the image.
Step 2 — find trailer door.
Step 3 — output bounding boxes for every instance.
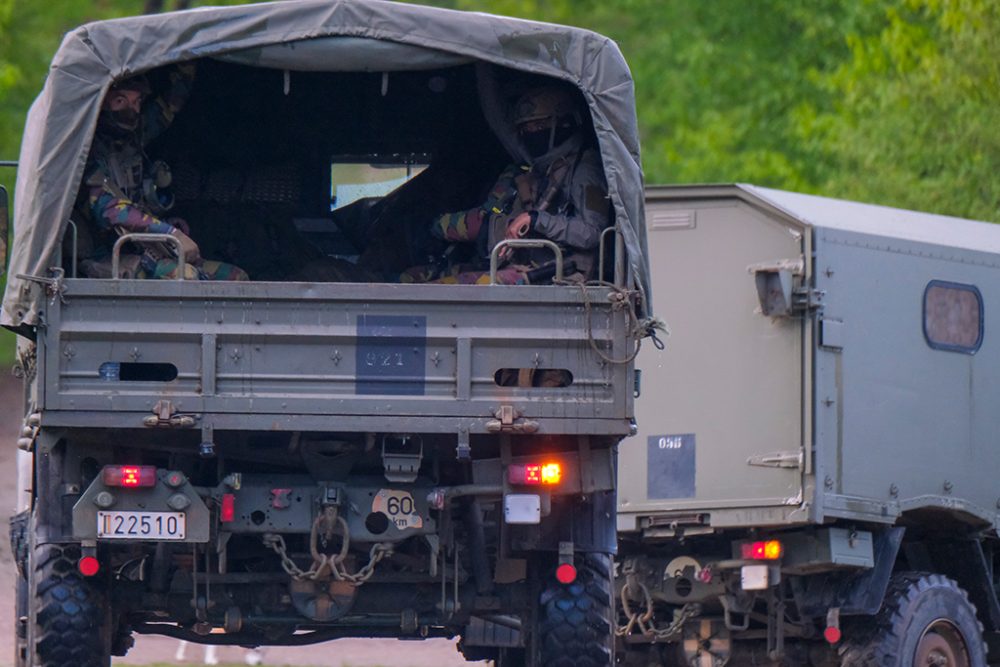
[618,192,811,534]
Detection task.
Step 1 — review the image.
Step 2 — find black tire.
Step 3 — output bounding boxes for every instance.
[11,510,30,667]
[536,552,615,667]
[28,542,112,667]
[15,569,28,667]
[838,572,986,667]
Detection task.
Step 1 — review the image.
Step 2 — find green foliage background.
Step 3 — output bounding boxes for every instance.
[0,0,997,361]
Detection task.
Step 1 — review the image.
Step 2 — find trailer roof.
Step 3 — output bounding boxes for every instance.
[646,184,1000,255]
[3,0,648,327]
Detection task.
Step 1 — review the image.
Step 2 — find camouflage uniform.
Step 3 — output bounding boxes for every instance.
[81,64,248,281]
[401,89,610,285]
[402,146,609,285]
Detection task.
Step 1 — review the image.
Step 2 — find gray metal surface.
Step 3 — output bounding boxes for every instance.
[812,224,1000,528]
[39,279,633,436]
[621,184,1000,533]
[618,191,811,533]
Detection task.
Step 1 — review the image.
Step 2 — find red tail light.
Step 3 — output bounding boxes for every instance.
[555,563,577,584]
[102,465,156,488]
[508,462,562,486]
[220,493,236,523]
[78,556,100,577]
[741,540,783,560]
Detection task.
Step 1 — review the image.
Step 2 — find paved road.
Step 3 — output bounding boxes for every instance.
[0,375,479,667]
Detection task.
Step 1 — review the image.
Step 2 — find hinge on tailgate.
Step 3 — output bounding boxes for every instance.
[486,405,539,434]
[748,259,824,317]
[746,450,803,470]
[143,400,197,428]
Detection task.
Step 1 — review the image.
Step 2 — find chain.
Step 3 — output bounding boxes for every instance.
[262,506,393,586]
[617,570,700,641]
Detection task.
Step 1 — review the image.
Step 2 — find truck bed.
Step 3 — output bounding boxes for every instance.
[37,279,633,436]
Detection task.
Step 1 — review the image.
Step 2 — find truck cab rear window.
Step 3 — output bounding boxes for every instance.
[923,280,983,353]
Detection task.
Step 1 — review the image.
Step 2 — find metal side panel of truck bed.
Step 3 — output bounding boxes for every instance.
[35,279,633,435]
[620,183,1000,536]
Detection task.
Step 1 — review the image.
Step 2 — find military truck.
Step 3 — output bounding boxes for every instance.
[616,184,1000,666]
[2,3,653,666]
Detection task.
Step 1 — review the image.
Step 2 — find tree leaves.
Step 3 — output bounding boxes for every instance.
[0,0,996,223]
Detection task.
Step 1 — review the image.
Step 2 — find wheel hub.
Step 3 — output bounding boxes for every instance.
[916,620,970,667]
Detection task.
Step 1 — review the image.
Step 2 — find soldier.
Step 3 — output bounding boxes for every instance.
[79,64,248,280]
[403,84,610,285]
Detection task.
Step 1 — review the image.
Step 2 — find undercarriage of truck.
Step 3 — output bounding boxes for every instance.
[22,425,617,653]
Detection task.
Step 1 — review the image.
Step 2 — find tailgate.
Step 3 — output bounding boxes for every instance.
[38,280,633,435]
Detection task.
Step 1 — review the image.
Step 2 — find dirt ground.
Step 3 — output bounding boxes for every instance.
[0,375,480,667]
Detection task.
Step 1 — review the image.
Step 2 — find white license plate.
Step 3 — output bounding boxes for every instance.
[97,511,186,540]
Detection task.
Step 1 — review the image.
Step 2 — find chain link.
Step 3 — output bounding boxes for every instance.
[262,506,393,586]
[616,569,700,640]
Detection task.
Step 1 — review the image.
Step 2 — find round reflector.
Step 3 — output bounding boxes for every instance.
[78,556,100,577]
[555,563,577,585]
[823,626,842,644]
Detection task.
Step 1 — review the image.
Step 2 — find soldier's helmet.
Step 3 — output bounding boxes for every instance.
[512,86,579,128]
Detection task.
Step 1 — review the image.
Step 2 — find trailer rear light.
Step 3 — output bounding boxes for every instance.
[741,540,783,560]
[78,556,100,577]
[555,563,577,584]
[220,493,236,523]
[102,465,156,488]
[507,462,562,486]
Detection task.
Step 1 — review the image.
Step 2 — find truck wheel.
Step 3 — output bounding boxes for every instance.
[536,552,615,667]
[838,572,986,667]
[15,570,28,667]
[28,543,112,667]
[11,510,30,667]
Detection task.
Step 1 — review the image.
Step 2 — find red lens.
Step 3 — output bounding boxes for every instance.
[102,465,156,488]
[78,556,100,577]
[555,563,577,584]
[824,626,842,644]
[220,493,236,523]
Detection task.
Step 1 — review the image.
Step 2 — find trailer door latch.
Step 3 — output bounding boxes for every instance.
[746,450,803,470]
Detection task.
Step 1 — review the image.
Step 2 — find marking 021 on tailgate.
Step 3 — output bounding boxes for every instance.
[372,489,423,530]
[356,315,427,396]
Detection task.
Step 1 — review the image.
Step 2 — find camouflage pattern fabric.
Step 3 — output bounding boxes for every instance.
[80,64,249,282]
[407,145,609,284]
[140,258,248,281]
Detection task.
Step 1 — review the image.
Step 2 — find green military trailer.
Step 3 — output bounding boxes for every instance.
[617,184,1000,666]
[2,3,654,666]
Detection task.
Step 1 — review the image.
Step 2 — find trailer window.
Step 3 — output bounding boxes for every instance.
[923,280,983,353]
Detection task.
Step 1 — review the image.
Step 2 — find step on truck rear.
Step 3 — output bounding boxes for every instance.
[2,4,653,666]
[618,184,1000,666]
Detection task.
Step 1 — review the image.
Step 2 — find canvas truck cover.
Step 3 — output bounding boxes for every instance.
[2,0,650,327]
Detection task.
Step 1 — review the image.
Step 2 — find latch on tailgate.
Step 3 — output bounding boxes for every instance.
[486,405,539,434]
[143,400,197,429]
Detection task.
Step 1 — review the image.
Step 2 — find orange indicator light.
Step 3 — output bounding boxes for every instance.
[541,463,561,484]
